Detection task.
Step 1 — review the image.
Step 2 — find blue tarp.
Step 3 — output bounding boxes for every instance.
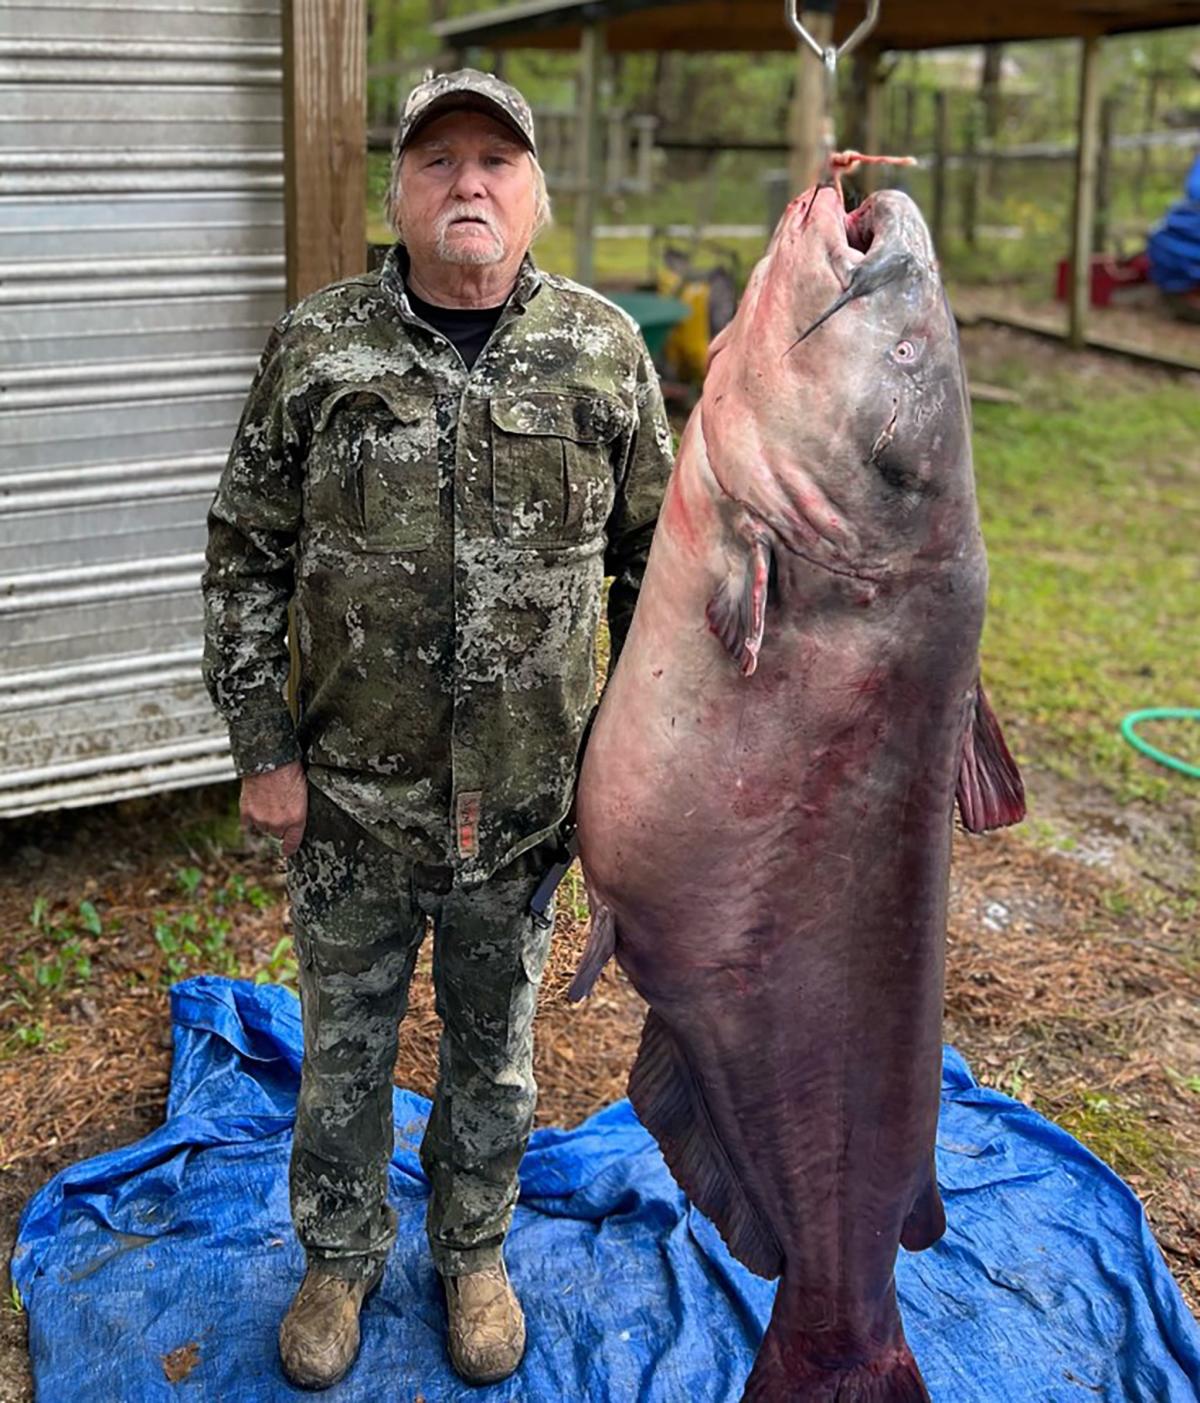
[13,976,1200,1402]
[1148,153,1200,293]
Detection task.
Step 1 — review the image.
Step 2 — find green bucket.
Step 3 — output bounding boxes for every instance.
[605,291,691,359]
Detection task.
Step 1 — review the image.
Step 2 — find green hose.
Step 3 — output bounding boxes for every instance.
[1120,708,1200,779]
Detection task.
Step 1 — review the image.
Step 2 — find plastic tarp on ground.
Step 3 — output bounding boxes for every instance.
[1148,154,1200,293]
[13,977,1200,1402]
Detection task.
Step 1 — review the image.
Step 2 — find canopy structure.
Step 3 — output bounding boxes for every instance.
[433,0,1200,53]
[434,0,1200,347]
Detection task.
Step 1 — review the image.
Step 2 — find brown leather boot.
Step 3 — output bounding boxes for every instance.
[443,1259,526,1385]
[278,1262,384,1390]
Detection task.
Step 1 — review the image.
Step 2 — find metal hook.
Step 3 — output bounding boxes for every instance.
[785,0,882,66]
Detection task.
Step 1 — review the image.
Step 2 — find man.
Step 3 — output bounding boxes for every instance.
[201,69,674,1391]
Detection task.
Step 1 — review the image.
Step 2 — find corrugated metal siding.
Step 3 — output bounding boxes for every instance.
[0,1,285,817]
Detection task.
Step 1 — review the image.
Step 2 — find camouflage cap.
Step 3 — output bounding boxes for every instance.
[396,68,537,158]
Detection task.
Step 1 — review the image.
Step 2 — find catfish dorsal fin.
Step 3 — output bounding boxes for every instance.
[957,681,1026,833]
[706,527,771,677]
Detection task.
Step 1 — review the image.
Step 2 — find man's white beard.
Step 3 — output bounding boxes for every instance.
[434,202,506,266]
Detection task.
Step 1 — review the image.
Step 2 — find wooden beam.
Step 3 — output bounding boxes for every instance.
[283,0,367,305]
[1068,33,1102,351]
[438,0,1163,55]
[574,20,605,285]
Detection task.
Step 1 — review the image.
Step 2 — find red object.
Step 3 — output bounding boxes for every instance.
[1055,252,1151,308]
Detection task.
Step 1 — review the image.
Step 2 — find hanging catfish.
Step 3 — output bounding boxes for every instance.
[570,182,1025,1403]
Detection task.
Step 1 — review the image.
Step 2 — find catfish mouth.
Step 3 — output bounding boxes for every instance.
[786,189,917,352]
[844,200,876,255]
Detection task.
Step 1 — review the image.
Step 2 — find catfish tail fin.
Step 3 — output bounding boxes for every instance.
[741,1282,929,1403]
[741,1338,929,1403]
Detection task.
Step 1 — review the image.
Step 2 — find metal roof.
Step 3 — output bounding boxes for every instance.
[434,0,1200,52]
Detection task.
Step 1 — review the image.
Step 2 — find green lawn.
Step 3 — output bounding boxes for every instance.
[970,357,1198,813]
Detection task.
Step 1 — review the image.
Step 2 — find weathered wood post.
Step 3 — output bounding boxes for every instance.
[931,88,949,254]
[980,42,1004,199]
[1095,94,1118,254]
[282,0,368,304]
[902,81,917,154]
[961,103,980,249]
[852,45,886,195]
[788,3,835,193]
[1069,34,1103,350]
[574,19,605,285]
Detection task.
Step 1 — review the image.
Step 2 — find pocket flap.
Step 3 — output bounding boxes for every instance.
[490,392,626,444]
[315,382,431,433]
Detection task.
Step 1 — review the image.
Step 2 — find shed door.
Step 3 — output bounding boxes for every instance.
[0,0,285,817]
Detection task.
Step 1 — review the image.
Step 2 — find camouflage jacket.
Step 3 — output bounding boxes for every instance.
[202,245,674,883]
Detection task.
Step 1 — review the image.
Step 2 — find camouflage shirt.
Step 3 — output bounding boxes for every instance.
[201,245,674,883]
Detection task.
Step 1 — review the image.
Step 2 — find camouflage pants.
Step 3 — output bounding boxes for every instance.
[285,782,556,1280]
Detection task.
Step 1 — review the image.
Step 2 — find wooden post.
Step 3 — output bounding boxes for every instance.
[1135,57,1163,212]
[574,20,605,286]
[931,89,949,255]
[788,7,834,193]
[1069,34,1102,350]
[980,42,1004,199]
[902,82,917,153]
[1095,94,1118,254]
[282,0,367,305]
[960,104,980,248]
[852,46,885,196]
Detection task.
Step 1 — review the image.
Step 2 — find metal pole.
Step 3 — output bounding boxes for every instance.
[574,20,604,285]
[1069,34,1102,350]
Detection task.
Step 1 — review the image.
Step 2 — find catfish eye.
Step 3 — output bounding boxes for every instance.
[893,340,917,363]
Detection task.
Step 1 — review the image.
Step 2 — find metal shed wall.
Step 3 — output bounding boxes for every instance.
[0,0,285,818]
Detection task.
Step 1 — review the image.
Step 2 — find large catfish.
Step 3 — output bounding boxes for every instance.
[569,183,1025,1402]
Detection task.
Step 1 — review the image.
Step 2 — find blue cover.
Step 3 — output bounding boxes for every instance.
[13,976,1200,1402]
[1148,154,1200,293]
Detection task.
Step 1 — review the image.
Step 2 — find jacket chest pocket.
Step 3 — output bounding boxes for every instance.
[490,393,624,545]
[308,383,437,552]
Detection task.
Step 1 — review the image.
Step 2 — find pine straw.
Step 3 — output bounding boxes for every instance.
[2,789,1198,1320]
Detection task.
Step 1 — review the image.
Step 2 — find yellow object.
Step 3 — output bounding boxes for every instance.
[657,267,711,384]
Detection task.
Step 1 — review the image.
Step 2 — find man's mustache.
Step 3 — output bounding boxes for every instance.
[435,203,502,241]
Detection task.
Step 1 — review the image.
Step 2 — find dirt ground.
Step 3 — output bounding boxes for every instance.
[4,772,1199,1399]
[3,326,1198,1397]
[952,279,1200,369]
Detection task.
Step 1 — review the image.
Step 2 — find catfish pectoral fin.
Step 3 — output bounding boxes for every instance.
[629,1010,784,1279]
[956,680,1026,833]
[706,531,772,677]
[567,903,616,1002]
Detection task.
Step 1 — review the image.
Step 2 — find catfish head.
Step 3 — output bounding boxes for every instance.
[702,184,976,574]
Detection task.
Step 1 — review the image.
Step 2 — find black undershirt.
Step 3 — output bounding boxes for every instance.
[406,289,507,370]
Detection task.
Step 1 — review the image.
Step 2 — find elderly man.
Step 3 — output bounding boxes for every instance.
[201,69,673,1390]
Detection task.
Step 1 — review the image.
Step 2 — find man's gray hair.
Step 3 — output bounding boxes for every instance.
[385,150,553,245]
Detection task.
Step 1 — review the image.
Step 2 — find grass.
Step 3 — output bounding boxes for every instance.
[970,364,1198,812]
[1046,1090,1177,1182]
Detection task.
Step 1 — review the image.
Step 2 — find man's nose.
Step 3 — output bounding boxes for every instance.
[449,161,489,201]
